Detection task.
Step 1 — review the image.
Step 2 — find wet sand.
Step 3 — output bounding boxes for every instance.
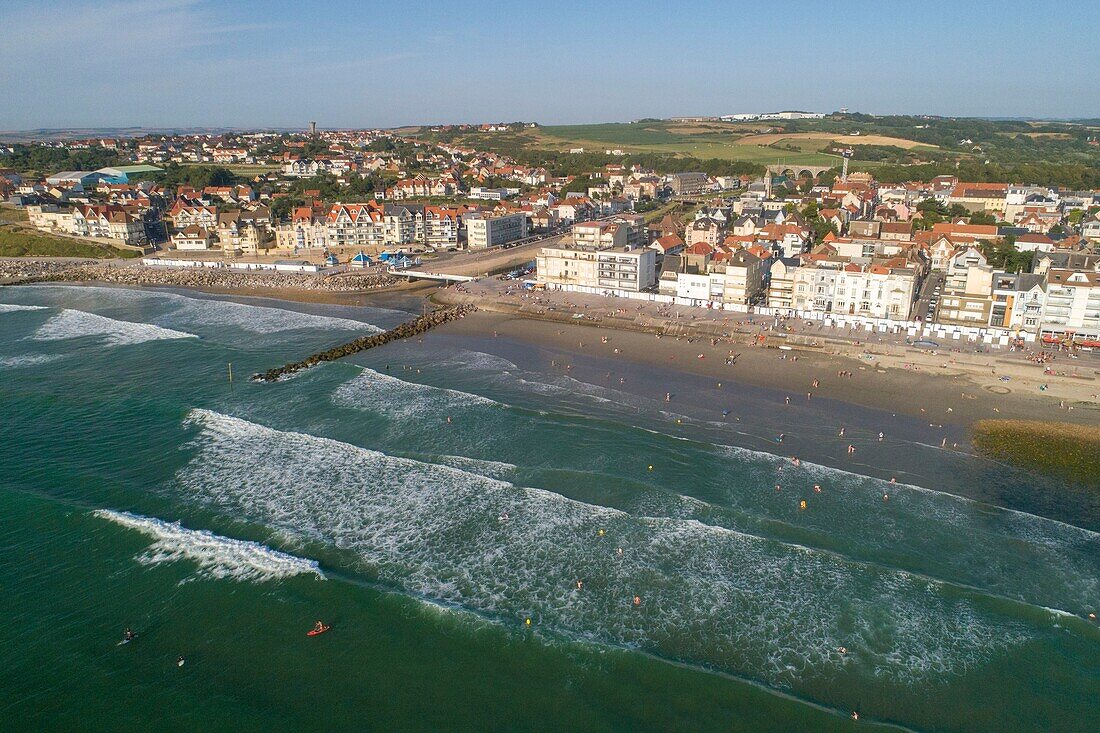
[438,310,1100,429]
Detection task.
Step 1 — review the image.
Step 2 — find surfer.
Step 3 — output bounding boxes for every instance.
[177,656,186,667]
[313,621,326,634]
[122,628,136,643]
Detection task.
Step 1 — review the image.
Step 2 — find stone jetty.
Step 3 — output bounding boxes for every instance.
[0,260,398,291]
[253,305,475,382]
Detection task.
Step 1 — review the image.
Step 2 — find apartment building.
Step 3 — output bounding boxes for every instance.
[666,172,709,196]
[831,264,918,319]
[937,265,995,325]
[571,220,627,249]
[537,245,657,292]
[718,250,767,305]
[465,211,527,250]
[990,272,1045,332]
[1042,269,1100,338]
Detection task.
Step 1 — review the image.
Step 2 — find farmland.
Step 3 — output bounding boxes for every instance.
[536,121,842,166]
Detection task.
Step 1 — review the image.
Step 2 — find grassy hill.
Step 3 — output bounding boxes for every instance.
[537,121,842,166]
[420,114,1100,187]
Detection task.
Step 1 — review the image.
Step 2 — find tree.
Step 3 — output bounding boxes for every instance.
[981,237,1032,273]
[561,175,592,195]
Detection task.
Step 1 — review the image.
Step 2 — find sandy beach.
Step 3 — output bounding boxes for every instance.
[436,309,1100,429]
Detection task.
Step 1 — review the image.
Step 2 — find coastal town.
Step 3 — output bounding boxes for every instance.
[3,119,1099,348]
[3,0,1099,728]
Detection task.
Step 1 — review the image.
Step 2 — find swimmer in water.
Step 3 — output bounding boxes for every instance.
[878,432,884,441]
[838,427,845,436]
[813,484,821,493]
[615,547,623,558]
[575,580,583,590]
[633,595,641,607]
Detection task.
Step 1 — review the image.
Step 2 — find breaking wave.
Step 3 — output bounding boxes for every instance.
[32,309,197,346]
[94,508,323,583]
[173,409,1033,689]
[0,303,48,313]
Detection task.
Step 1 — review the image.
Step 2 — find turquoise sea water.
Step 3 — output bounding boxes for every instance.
[0,285,1097,732]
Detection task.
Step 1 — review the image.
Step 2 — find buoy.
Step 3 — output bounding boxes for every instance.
[525,617,532,626]
[597,528,605,537]
[799,500,807,510]
[647,465,653,471]
[676,419,682,424]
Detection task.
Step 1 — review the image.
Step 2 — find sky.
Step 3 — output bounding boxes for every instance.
[1,0,1097,130]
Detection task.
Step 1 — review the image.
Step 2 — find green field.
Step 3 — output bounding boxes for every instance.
[0,206,30,223]
[0,227,140,259]
[538,122,841,166]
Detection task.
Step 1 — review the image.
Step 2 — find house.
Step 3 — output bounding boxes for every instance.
[686,217,724,248]
[171,225,215,250]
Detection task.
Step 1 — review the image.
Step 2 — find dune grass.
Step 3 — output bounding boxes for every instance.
[972,419,1100,487]
[0,228,140,259]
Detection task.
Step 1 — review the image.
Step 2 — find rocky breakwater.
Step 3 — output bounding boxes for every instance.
[1,261,399,292]
[253,305,476,382]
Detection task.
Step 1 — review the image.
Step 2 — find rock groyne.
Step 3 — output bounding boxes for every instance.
[252,305,475,382]
[0,261,398,292]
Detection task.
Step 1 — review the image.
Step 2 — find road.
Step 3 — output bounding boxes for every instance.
[913,270,944,322]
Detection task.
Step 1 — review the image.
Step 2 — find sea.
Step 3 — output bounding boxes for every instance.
[0,284,1097,732]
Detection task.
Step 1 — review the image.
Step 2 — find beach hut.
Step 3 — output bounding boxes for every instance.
[324,253,339,267]
[378,250,404,263]
[350,251,373,269]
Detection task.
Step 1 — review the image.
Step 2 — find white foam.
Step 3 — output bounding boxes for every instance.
[19,285,383,335]
[32,309,197,346]
[94,509,323,583]
[174,409,1031,688]
[0,353,61,369]
[0,303,47,313]
[333,367,498,420]
[438,349,519,372]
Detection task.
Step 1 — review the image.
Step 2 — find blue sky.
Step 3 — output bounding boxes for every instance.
[1,0,1097,130]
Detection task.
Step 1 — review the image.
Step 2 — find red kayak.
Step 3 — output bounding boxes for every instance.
[307,625,330,637]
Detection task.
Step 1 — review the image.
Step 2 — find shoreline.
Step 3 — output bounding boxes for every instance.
[5,273,1096,430]
[433,308,1100,430]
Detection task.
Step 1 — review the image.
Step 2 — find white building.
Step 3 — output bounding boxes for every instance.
[1042,269,1100,339]
[537,245,657,292]
[466,211,527,250]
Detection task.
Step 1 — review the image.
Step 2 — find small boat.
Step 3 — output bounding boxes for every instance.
[307,625,331,637]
